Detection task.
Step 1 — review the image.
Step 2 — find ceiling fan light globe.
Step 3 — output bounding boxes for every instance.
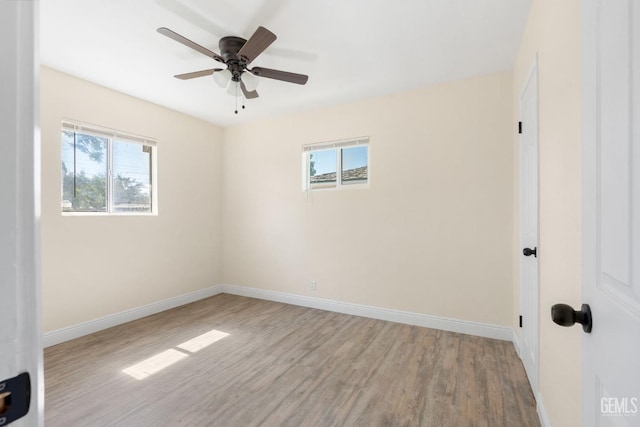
[213,69,232,88]
[241,72,259,92]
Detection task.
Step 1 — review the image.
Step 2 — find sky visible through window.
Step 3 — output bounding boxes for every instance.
[61,131,106,178]
[311,146,367,176]
[61,132,150,186]
[113,140,151,190]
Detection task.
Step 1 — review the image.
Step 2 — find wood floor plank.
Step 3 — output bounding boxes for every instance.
[44,294,539,426]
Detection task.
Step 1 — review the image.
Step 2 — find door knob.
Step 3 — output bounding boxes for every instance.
[551,303,592,333]
[523,247,537,257]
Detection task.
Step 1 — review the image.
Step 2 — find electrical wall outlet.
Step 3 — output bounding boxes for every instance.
[310,280,317,291]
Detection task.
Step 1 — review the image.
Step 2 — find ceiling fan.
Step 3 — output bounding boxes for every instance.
[157,26,309,112]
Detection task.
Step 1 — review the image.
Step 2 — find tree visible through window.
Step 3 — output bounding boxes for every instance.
[61,124,155,213]
[61,131,107,211]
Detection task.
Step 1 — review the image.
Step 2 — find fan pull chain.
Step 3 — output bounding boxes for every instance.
[232,83,247,114]
[234,83,238,114]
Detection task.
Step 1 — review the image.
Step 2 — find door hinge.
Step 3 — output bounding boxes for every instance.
[519,315,523,328]
[518,121,523,134]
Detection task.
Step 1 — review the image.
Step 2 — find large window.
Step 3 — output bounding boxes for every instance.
[302,137,369,190]
[61,122,156,214]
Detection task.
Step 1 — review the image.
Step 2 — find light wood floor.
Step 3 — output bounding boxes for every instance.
[45,294,539,426]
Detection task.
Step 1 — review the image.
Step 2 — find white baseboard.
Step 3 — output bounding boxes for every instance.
[44,283,513,347]
[222,284,512,341]
[512,328,521,356]
[43,285,223,347]
[536,391,551,427]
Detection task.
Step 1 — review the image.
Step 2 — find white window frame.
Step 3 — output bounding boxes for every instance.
[61,120,158,216]
[302,136,370,191]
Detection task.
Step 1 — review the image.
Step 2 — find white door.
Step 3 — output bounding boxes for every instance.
[519,57,540,394]
[0,1,43,426]
[582,0,640,425]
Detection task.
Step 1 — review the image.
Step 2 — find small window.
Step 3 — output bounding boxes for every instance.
[61,121,156,214]
[303,137,369,190]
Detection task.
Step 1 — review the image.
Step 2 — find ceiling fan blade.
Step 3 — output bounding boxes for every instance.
[174,68,223,80]
[237,26,276,64]
[250,67,308,85]
[240,81,259,99]
[157,27,225,63]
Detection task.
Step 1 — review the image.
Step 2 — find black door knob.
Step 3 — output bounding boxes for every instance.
[551,303,592,333]
[523,247,537,257]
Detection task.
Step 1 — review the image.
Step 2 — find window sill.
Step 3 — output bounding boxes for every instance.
[61,211,158,217]
[305,182,370,192]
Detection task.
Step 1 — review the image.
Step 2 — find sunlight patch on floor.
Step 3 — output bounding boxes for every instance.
[122,349,188,380]
[121,329,230,380]
[177,329,230,353]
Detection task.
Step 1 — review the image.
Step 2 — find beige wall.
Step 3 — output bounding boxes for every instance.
[41,67,224,332]
[512,0,582,425]
[223,71,514,327]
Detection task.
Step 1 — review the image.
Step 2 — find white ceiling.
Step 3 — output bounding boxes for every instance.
[40,0,531,127]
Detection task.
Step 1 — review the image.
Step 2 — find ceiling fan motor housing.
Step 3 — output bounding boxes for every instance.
[219,36,250,81]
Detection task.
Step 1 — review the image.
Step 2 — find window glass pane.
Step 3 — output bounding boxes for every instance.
[112,140,152,213]
[61,131,107,212]
[341,145,368,184]
[309,149,337,188]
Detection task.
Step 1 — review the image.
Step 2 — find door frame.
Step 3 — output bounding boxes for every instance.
[0,1,43,425]
[518,54,540,395]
